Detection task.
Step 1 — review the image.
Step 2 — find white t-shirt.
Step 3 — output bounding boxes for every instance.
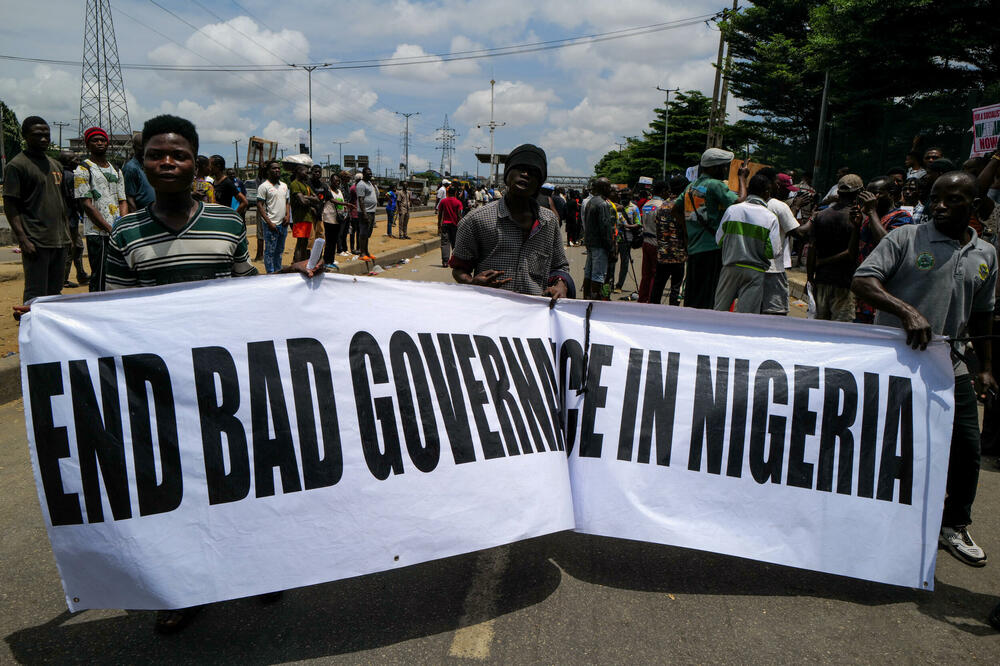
[257,180,289,225]
[766,197,800,273]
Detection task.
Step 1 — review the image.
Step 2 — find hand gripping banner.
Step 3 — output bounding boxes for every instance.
[19,275,955,610]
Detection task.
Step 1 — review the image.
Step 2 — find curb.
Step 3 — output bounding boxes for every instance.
[333,238,440,276]
[0,354,20,405]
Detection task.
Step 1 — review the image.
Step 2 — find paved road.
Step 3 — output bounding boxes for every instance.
[3,249,1000,663]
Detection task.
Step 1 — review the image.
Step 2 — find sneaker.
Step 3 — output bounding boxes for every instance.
[940,526,988,566]
[339,251,350,257]
[64,280,78,288]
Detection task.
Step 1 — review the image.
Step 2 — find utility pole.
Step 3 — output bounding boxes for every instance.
[812,70,831,190]
[375,147,382,175]
[715,0,739,149]
[473,144,485,181]
[290,63,330,157]
[615,140,627,154]
[332,140,349,168]
[706,1,736,149]
[394,111,419,179]
[656,86,680,180]
[233,138,240,169]
[476,79,506,186]
[52,121,73,150]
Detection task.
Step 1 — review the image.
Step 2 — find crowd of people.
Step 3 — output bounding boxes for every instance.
[6,110,1000,631]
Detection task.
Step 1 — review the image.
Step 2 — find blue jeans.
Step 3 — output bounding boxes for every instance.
[584,247,609,282]
[263,223,287,273]
[386,209,395,235]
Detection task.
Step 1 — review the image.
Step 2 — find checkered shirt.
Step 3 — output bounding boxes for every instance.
[450,197,569,296]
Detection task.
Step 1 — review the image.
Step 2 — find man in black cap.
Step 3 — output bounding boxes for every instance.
[450,143,571,298]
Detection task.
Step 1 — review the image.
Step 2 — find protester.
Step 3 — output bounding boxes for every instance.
[713,174,781,313]
[2,116,71,305]
[74,125,128,292]
[436,179,449,203]
[822,166,852,203]
[450,143,569,299]
[210,155,248,218]
[397,181,411,239]
[583,177,616,300]
[356,167,378,261]
[807,174,863,321]
[638,181,666,302]
[759,168,809,315]
[639,179,688,305]
[614,189,642,292]
[852,171,996,568]
[321,173,346,265]
[289,164,321,263]
[256,160,290,273]
[192,155,215,203]
[672,148,748,308]
[854,176,914,323]
[437,183,464,267]
[57,150,88,287]
[900,177,921,215]
[385,182,398,237]
[978,146,1000,205]
[101,113,321,633]
[338,171,356,254]
[122,132,155,212]
[565,189,580,246]
[905,150,926,180]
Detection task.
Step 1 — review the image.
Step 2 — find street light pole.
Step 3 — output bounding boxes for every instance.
[476,78,506,186]
[233,138,240,170]
[656,86,679,180]
[473,144,485,181]
[394,111,419,180]
[291,63,331,157]
[52,121,73,150]
[332,140,349,168]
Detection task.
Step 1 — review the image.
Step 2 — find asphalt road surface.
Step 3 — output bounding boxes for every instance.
[3,246,1000,663]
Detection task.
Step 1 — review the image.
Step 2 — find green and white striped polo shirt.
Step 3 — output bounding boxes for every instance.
[714,195,782,272]
[105,202,258,289]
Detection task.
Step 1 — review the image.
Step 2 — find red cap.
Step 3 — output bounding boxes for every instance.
[83,127,109,143]
[777,173,799,191]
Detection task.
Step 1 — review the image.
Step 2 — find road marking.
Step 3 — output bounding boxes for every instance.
[448,546,509,660]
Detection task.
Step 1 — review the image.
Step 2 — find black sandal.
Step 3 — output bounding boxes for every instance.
[154,605,205,634]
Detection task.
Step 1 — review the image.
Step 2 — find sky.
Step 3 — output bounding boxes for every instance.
[0,0,736,178]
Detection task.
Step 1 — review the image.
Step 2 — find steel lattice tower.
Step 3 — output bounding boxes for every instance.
[78,0,131,160]
[435,115,458,176]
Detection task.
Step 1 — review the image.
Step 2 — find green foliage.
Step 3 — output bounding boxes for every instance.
[723,0,1000,187]
[593,90,725,184]
[1,101,22,163]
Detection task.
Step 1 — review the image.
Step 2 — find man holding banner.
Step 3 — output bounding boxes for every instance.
[450,143,571,299]
[852,170,997,567]
[102,114,324,632]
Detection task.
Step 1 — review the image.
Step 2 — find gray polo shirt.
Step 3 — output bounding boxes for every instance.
[356,179,379,213]
[854,223,997,372]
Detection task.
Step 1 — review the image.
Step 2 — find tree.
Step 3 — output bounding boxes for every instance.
[593,90,718,183]
[724,1,1000,187]
[1,101,22,166]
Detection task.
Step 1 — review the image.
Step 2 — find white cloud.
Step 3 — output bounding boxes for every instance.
[453,80,557,127]
[547,156,585,176]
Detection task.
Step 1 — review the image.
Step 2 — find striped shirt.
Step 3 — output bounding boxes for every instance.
[105,202,258,290]
[714,196,781,272]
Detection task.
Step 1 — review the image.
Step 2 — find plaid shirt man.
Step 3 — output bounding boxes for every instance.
[449,197,569,296]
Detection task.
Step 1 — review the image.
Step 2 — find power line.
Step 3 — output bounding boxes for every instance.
[0,12,720,73]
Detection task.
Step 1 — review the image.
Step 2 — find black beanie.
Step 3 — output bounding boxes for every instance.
[927,158,956,173]
[504,143,547,185]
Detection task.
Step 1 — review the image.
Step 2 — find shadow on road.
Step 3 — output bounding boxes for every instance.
[4,536,562,664]
[550,532,998,636]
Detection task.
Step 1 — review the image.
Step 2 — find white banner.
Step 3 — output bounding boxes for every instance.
[554,300,954,590]
[20,276,955,610]
[20,276,575,611]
